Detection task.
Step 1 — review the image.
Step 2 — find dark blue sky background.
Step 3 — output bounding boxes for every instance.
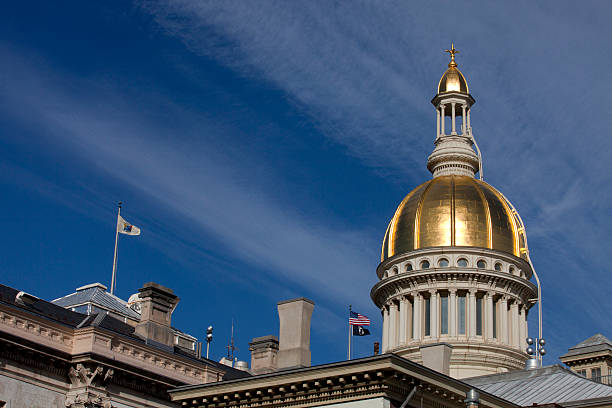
[1,1,611,365]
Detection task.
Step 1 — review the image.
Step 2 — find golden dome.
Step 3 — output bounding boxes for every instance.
[437,43,469,94]
[381,175,527,261]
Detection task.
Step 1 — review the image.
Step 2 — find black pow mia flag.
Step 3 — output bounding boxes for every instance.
[352,325,370,336]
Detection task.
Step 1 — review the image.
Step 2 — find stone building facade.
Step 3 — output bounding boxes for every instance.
[0,282,247,408]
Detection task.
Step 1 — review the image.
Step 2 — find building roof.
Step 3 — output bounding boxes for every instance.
[560,334,612,359]
[52,282,141,320]
[170,354,518,408]
[465,365,612,406]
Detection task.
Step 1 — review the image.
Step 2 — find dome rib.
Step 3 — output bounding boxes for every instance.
[472,178,493,249]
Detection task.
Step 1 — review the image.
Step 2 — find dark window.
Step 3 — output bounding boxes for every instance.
[457,258,468,267]
[438,259,449,267]
[477,260,486,268]
[476,296,483,335]
[406,263,413,271]
[458,295,466,335]
[494,263,502,271]
[424,297,431,336]
[421,260,430,269]
[440,294,448,334]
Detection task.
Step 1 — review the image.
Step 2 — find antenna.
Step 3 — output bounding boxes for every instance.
[226,318,237,361]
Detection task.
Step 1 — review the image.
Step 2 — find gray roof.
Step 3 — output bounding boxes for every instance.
[560,334,612,359]
[465,365,612,406]
[52,283,141,320]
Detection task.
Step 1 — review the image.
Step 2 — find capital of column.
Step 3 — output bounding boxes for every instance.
[449,288,457,295]
[429,289,438,296]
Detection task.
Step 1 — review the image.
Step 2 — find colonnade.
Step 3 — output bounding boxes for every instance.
[436,103,471,138]
[381,289,528,353]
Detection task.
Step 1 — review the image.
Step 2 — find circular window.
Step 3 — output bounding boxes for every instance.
[457,258,468,267]
[438,259,449,267]
[509,266,515,274]
[477,260,486,269]
[494,263,502,271]
[406,263,413,271]
[421,260,430,269]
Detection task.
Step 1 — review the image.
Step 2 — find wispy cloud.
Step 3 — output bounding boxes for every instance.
[139,1,612,355]
[0,47,379,320]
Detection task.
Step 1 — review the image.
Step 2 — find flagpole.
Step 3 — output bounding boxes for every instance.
[348,305,352,360]
[110,202,121,295]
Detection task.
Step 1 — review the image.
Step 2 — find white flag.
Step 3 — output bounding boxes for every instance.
[117,215,141,236]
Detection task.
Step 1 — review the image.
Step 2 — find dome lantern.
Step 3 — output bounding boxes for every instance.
[428,43,481,178]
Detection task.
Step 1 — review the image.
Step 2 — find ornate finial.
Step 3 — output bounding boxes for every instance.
[445,42,459,68]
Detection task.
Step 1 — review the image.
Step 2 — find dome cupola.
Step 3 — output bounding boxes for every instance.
[437,43,469,94]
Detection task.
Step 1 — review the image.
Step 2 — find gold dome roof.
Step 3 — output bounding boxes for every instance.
[381,175,527,261]
[437,43,469,94]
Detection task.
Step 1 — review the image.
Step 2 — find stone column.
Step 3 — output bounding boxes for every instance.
[412,292,422,341]
[519,305,526,348]
[449,289,457,337]
[511,301,520,349]
[382,306,389,352]
[436,106,441,138]
[430,290,438,339]
[451,102,457,134]
[461,104,467,135]
[468,289,477,338]
[399,297,407,345]
[389,301,399,349]
[500,297,509,345]
[467,108,471,131]
[486,292,494,341]
[440,105,446,135]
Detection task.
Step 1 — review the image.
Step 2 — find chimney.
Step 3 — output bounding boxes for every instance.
[277,298,314,369]
[249,335,279,375]
[134,282,179,348]
[419,343,453,375]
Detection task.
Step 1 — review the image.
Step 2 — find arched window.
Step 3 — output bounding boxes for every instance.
[457,258,468,267]
[406,263,413,271]
[477,260,486,269]
[421,260,430,269]
[438,259,449,267]
[494,263,502,271]
[509,266,515,275]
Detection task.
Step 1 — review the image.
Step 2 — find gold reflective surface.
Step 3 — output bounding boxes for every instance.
[382,176,527,261]
[438,43,469,94]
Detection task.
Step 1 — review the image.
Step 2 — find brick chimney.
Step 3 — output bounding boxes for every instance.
[134,282,179,348]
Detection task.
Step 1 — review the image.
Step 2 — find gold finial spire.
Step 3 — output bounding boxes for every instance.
[445,42,459,68]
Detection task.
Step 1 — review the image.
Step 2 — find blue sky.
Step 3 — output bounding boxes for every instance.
[1,1,611,365]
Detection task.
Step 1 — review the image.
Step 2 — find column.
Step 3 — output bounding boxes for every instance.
[412,292,422,341]
[382,306,389,352]
[399,297,407,345]
[486,292,494,341]
[430,290,438,339]
[449,289,457,337]
[461,104,467,135]
[389,301,399,349]
[500,297,509,345]
[440,105,446,135]
[467,109,471,132]
[436,106,440,138]
[451,102,456,134]
[468,290,477,338]
[511,301,520,349]
[519,305,526,349]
